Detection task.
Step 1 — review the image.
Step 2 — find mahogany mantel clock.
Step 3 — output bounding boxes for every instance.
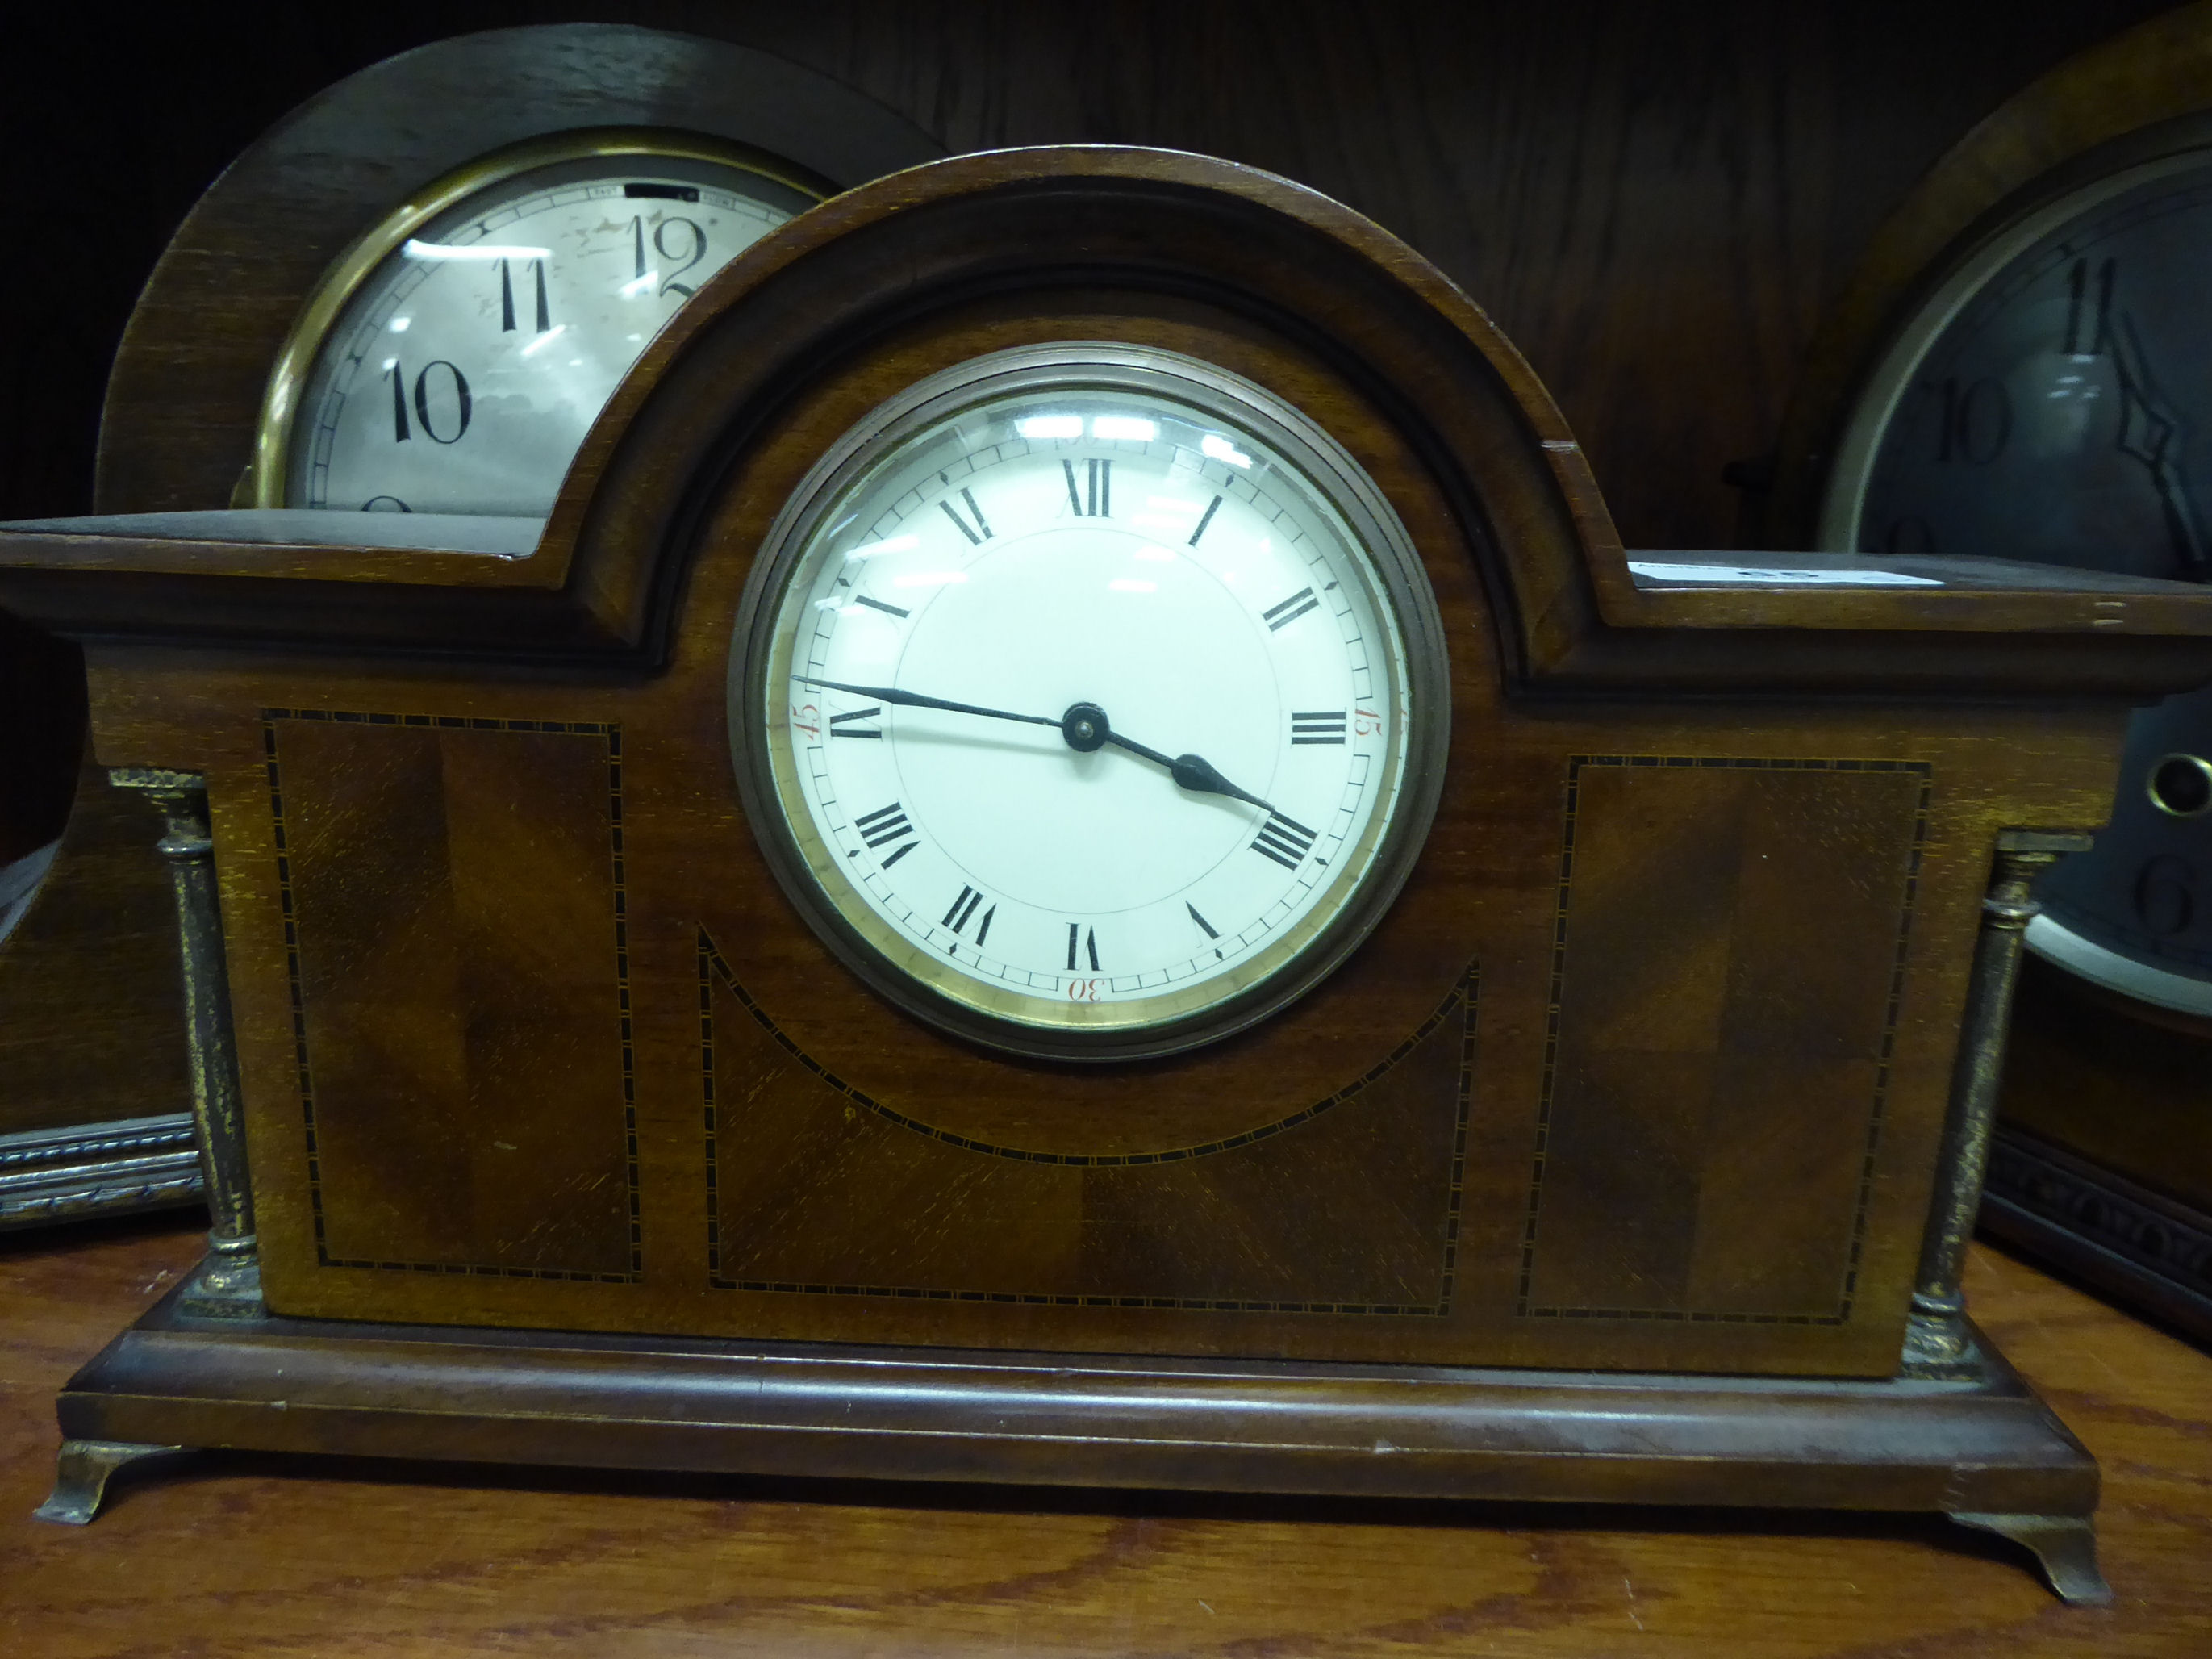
[9,146,2210,1604]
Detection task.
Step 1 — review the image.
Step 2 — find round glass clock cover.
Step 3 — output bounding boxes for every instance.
[264,135,820,516]
[731,345,1448,1059]
[1822,145,2212,580]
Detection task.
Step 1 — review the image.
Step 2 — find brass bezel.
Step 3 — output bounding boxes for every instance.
[244,126,832,508]
[2147,752,2212,818]
[728,343,1451,1064]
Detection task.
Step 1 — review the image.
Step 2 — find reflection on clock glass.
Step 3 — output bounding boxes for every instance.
[1842,153,2212,580]
[753,366,1423,1044]
[1829,144,2212,1012]
[286,153,815,516]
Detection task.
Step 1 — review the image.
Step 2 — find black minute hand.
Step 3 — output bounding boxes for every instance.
[795,676,1061,729]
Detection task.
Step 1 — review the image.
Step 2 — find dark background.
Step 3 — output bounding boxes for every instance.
[0,0,2180,853]
[0,1,2177,544]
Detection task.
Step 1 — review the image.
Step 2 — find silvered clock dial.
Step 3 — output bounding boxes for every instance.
[730,344,1449,1060]
[1814,127,2212,1015]
[1822,142,2212,580]
[253,129,823,516]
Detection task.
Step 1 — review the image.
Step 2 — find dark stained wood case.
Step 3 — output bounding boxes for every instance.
[0,22,944,1227]
[7,148,2205,1379]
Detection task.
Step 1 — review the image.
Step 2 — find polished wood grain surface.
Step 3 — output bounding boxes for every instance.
[0,1,2188,1240]
[13,149,2179,1379]
[4,1217,2207,1656]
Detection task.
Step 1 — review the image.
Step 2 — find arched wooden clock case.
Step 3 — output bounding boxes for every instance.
[10,145,2212,1603]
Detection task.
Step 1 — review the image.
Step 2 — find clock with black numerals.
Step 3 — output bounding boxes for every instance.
[1819,128,2212,580]
[730,343,1449,1061]
[1813,115,2212,1016]
[253,128,823,516]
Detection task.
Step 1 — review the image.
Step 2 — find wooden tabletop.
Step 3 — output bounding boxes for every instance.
[3,1215,2207,1657]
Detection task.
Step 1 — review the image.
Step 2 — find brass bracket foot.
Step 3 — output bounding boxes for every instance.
[1900,1304,1984,1379]
[1949,1511,2113,1605]
[32,1439,191,1526]
[177,1239,265,1319]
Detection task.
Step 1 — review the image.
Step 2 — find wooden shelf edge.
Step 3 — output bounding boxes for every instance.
[48,1288,2099,1519]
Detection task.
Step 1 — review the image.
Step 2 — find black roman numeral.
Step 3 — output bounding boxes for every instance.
[855,802,912,846]
[1291,710,1346,745]
[854,595,910,618]
[829,705,883,739]
[939,488,993,545]
[1063,458,1110,516]
[1250,811,1318,871]
[1066,923,1100,972]
[1263,587,1320,631]
[941,885,995,946]
[854,801,918,867]
[1187,900,1222,959]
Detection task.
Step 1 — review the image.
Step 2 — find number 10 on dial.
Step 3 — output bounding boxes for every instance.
[732,345,1449,1060]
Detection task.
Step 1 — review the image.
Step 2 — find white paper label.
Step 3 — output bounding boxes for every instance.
[1628,560,1943,587]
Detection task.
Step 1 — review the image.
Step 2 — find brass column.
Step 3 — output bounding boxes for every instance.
[111,768,262,1318]
[1902,827,2092,1375]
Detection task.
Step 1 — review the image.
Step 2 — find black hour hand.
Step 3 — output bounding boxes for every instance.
[1167,750,1275,815]
[1092,716,1281,817]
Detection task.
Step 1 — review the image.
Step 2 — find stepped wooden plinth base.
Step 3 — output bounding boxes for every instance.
[34,1281,2109,1604]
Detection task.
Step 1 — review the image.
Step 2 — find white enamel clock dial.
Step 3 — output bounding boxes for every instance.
[262,136,819,516]
[734,345,1447,1059]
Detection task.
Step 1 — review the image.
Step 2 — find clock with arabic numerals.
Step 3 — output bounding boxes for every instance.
[255,129,824,518]
[732,344,1446,1060]
[1818,119,2212,583]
